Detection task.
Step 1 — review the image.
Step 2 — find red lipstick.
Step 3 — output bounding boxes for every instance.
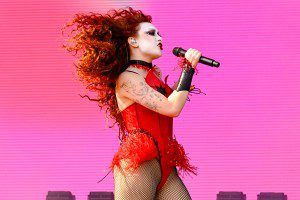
[158,43,163,50]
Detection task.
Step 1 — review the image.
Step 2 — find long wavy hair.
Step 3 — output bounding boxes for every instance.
[61,7,152,140]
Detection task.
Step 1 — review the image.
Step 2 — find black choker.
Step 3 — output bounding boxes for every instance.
[128,60,153,69]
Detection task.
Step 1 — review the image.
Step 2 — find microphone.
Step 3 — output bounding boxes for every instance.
[172,47,220,67]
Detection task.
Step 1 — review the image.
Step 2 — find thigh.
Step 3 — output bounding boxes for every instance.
[155,168,192,200]
[114,158,162,200]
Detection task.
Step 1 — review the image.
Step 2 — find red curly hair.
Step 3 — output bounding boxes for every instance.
[61,7,152,140]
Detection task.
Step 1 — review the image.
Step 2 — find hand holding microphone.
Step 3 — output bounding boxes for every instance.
[184,48,202,69]
[175,47,219,92]
[173,47,220,67]
[175,48,202,92]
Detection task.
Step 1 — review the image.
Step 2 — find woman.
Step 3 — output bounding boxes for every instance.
[62,6,202,199]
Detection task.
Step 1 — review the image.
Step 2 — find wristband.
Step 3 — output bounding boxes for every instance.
[176,67,195,91]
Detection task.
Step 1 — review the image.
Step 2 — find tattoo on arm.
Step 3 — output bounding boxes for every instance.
[120,80,163,111]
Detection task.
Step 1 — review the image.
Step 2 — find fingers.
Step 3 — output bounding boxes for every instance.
[184,48,202,68]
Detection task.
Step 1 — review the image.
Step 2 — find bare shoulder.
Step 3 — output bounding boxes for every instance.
[116,69,145,95]
[117,70,144,88]
[116,70,144,110]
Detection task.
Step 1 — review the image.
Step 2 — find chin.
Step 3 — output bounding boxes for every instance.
[145,52,162,61]
[154,52,162,59]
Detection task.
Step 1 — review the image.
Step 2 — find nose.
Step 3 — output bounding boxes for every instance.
[157,36,162,43]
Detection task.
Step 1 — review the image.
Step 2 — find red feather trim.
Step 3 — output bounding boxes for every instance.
[110,130,198,178]
[110,129,159,173]
[175,57,199,75]
[166,136,198,178]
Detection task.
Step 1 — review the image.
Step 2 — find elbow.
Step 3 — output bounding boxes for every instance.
[173,113,180,118]
[170,107,181,118]
[173,110,181,118]
[168,102,182,117]
[173,105,185,117]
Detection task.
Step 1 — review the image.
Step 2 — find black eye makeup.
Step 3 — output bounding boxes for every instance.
[146,30,162,37]
[147,31,155,36]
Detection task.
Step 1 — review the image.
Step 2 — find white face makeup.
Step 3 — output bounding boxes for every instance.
[134,22,163,61]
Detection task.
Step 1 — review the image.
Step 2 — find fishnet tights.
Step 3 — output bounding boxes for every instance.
[113,158,192,200]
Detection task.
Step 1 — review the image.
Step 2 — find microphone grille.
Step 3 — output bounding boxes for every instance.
[172,47,181,56]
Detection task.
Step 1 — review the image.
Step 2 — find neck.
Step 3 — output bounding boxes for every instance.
[129,53,153,63]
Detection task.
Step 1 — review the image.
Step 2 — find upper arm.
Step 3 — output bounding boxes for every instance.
[116,72,177,117]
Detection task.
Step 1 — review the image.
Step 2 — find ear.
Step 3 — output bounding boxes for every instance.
[128,37,139,48]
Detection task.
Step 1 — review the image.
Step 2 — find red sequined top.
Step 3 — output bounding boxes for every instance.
[110,63,197,191]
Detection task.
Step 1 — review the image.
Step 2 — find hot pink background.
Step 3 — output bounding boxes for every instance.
[1,0,299,199]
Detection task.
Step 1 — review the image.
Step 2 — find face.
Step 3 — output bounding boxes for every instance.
[133,22,163,60]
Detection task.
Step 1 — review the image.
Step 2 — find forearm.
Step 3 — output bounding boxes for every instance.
[168,66,195,117]
[168,56,196,116]
[167,90,189,117]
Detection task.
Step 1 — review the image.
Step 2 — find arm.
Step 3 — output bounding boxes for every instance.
[154,65,191,91]
[118,49,201,117]
[117,71,189,117]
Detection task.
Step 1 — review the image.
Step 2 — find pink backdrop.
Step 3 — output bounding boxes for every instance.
[1,0,299,199]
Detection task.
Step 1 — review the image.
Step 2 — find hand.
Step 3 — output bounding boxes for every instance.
[184,48,202,69]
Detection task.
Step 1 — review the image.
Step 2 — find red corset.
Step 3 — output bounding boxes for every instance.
[110,66,197,191]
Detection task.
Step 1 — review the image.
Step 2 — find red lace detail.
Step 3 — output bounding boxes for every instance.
[129,64,162,79]
[129,64,155,72]
[153,65,161,78]
[175,57,199,75]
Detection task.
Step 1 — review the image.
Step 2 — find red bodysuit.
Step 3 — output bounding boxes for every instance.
[110,64,197,191]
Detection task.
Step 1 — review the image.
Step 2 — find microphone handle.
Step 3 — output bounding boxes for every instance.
[200,56,220,67]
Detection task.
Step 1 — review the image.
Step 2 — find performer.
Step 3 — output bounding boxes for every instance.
[62,6,203,199]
